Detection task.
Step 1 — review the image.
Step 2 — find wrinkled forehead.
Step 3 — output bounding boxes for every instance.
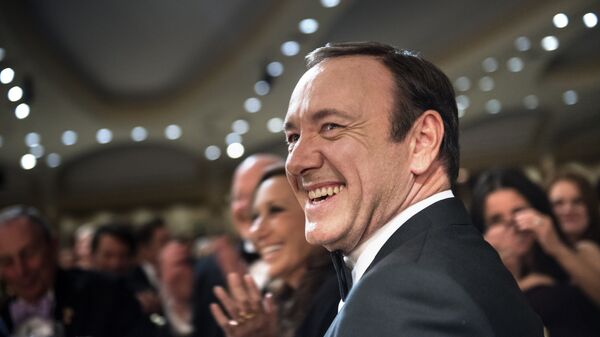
[285,56,394,121]
[0,217,47,252]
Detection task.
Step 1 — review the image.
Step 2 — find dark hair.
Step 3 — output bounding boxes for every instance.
[275,249,332,336]
[548,172,600,245]
[470,168,569,281]
[136,217,166,247]
[0,205,54,242]
[306,41,460,187]
[258,163,287,185]
[91,223,136,257]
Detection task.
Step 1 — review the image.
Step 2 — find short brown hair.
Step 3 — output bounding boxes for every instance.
[306,41,459,187]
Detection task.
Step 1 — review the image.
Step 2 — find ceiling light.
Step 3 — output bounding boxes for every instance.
[299,18,319,34]
[46,153,61,168]
[25,132,40,147]
[583,13,598,28]
[523,95,539,110]
[479,76,495,92]
[21,154,36,170]
[205,145,221,161]
[454,76,471,92]
[507,57,524,72]
[15,103,30,119]
[267,117,284,133]
[254,80,270,96]
[514,36,531,52]
[244,97,261,113]
[456,95,470,110]
[485,99,502,114]
[30,144,45,158]
[266,62,284,77]
[62,130,78,146]
[226,143,244,159]
[226,132,242,145]
[482,57,498,73]
[165,124,182,140]
[131,126,148,142]
[541,36,559,51]
[281,41,300,57]
[8,86,23,102]
[0,68,15,84]
[96,128,113,144]
[553,13,569,28]
[320,0,340,8]
[232,119,249,134]
[562,90,578,105]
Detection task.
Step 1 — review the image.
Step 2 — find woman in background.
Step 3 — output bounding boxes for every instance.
[547,171,600,305]
[210,164,339,337]
[471,168,600,337]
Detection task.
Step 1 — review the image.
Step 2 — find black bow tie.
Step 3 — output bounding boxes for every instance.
[331,251,353,301]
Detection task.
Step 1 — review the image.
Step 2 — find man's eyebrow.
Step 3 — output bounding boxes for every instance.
[312,108,352,123]
[284,108,352,132]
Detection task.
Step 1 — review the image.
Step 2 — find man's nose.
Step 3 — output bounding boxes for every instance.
[286,134,322,177]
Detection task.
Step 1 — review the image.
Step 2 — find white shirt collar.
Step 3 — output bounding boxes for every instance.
[338,190,454,311]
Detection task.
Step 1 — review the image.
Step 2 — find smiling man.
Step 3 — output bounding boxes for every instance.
[283,42,544,337]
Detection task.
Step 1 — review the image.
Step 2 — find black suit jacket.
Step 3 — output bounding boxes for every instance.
[191,240,260,337]
[325,198,544,337]
[1,268,151,337]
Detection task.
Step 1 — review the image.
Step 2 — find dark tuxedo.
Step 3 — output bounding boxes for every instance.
[1,268,151,337]
[325,198,544,337]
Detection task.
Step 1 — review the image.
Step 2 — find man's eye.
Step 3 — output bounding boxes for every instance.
[286,133,299,144]
[322,123,341,131]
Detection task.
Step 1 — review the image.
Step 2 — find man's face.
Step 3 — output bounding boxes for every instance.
[92,235,132,275]
[0,217,56,303]
[158,242,193,302]
[230,159,274,239]
[149,227,170,264]
[284,56,414,253]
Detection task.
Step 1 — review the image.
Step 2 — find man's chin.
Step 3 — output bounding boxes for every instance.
[306,228,345,252]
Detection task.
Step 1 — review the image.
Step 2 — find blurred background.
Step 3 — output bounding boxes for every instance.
[0,0,599,238]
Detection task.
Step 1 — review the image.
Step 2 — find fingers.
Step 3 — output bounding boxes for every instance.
[210,302,232,328]
[514,209,547,233]
[214,286,239,320]
[244,274,262,313]
[227,273,252,314]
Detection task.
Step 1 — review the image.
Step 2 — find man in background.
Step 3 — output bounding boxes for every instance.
[129,218,171,315]
[0,205,147,337]
[91,223,137,275]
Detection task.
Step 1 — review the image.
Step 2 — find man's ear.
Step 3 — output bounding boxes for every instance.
[409,110,444,175]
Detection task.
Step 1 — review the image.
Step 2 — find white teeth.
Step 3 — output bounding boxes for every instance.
[307,185,345,200]
[261,245,282,255]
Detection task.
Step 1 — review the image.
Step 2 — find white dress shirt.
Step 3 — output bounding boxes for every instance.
[338,190,454,311]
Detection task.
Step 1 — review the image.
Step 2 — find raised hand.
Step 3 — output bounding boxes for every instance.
[210,273,278,337]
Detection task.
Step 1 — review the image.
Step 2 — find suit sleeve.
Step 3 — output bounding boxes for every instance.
[191,255,226,337]
[329,265,494,337]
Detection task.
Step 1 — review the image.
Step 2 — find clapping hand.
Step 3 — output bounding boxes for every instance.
[210,273,278,337]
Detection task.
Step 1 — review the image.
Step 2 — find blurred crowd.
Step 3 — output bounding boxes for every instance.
[1,154,599,337]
